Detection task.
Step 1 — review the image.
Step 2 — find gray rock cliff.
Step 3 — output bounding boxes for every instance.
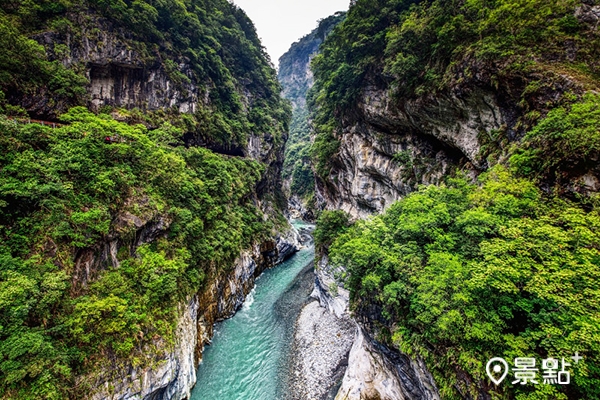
[81,227,300,400]
[315,55,592,218]
[318,257,440,400]
[278,13,346,219]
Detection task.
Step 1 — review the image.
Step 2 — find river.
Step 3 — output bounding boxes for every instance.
[190,222,315,400]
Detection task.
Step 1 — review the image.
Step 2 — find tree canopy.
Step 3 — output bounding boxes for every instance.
[329,167,600,399]
[0,109,272,398]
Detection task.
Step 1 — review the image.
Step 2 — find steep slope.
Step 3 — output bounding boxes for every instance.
[311,0,600,218]
[0,0,290,199]
[0,2,293,399]
[278,12,345,219]
[310,0,600,399]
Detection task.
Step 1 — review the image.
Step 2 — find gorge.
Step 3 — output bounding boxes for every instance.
[1,0,600,400]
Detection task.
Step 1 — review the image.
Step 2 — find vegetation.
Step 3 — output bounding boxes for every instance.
[329,166,600,399]
[310,1,600,398]
[279,13,345,198]
[510,92,600,189]
[309,0,600,177]
[313,210,351,253]
[0,11,87,107]
[0,109,272,398]
[0,2,291,398]
[282,108,315,199]
[0,0,290,146]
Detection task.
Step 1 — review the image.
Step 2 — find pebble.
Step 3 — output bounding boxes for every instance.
[285,300,355,400]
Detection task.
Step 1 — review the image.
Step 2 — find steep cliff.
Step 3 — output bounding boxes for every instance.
[1,0,290,200]
[0,1,294,399]
[310,0,600,399]
[83,232,299,400]
[278,13,345,220]
[311,0,600,218]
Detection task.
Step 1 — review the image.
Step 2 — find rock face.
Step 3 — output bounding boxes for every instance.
[278,12,345,110]
[88,297,199,400]
[306,3,600,399]
[287,254,354,400]
[3,0,290,236]
[335,328,439,400]
[315,55,590,218]
[27,11,199,118]
[287,300,355,400]
[312,255,350,319]
[336,328,407,400]
[288,253,440,400]
[39,29,197,115]
[317,83,508,219]
[71,198,172,291]
[310,68,524,400]
[58,30,280,196]
[85,228,300,400]
[288,194,315,221]
[278,12,346,217]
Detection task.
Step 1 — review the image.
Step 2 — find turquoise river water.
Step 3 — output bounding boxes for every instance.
[190,222,315,400]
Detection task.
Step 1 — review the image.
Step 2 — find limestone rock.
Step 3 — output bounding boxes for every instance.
[335,328,440,400]
[287,301,355,400]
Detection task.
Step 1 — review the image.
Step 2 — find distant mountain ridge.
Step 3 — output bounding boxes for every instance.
[278,12,345,218]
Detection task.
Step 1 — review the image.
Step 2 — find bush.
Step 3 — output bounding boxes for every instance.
[330,166,600,399]
[510,93,600,186]
[314,210,351,253]
[0,109,270,397]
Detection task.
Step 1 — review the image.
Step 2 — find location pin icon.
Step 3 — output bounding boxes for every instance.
[486,357,509,385]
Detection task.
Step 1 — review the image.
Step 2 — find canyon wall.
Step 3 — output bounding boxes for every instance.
[304,1,600,399]
[295,1,600,399]
[278,12,346,220]
[0,2,293,399]
[83,231,299,400]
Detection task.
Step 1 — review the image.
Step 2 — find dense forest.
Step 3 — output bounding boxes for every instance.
[311,0,600,399]
[0,1,290,398]
[0,0,289,147]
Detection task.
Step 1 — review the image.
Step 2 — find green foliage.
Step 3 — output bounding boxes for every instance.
[392,149,412,165]
[0,109,270,398]
[311,127,340,179]
[67,245,190,358]
[279,13,345,199]
[309,0,415,172]
[314,210,351,253]
[0,13,87,102]
[328,281,339,297]
[0,1,289,398]
[329,166,600,399]
[290,162,315,198]
[282,108,315,199]
[309,0,600,177]
[307,1,600,397]
[0,0,290,144]
[510,93,600,186]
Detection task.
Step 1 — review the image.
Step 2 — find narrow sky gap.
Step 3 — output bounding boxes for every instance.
[232,0,349,67]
